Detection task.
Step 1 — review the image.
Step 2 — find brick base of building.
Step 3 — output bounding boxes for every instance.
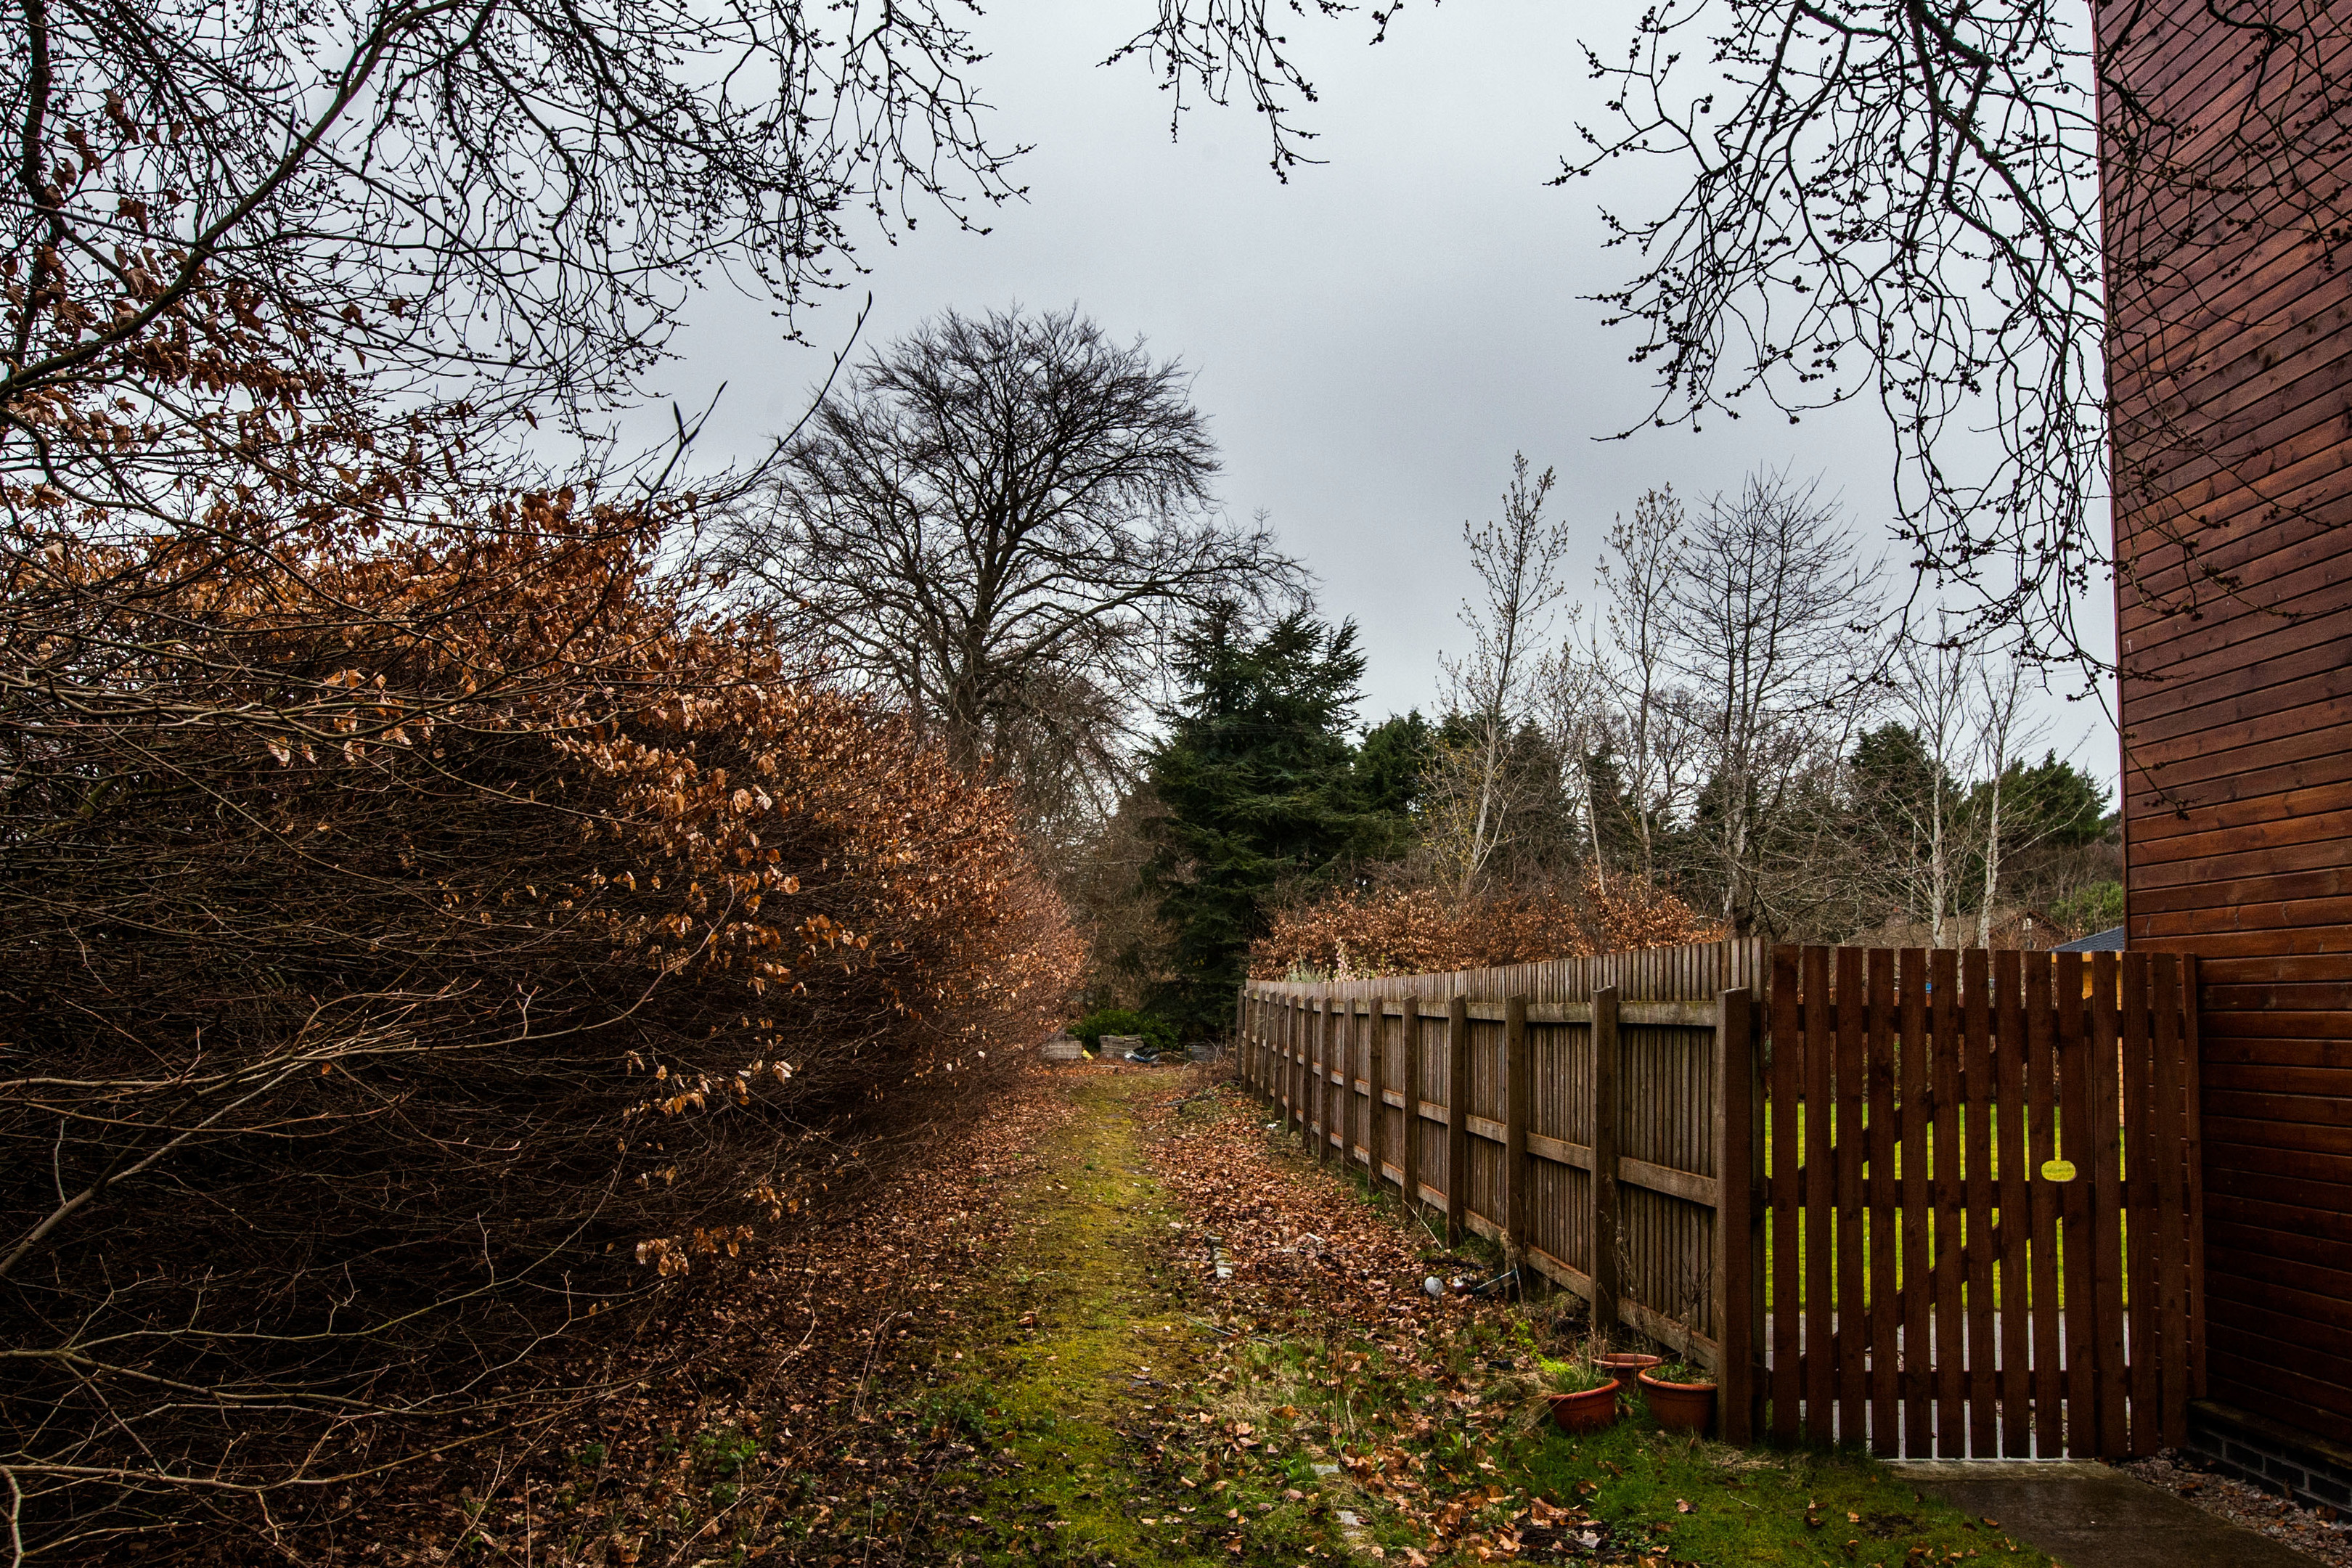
[2187,1400,2352,1514]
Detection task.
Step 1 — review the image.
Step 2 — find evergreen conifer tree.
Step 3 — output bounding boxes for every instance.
[1143,607,1379,1029]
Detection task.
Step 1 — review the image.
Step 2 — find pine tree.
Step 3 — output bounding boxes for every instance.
[1143,607,1379,1031]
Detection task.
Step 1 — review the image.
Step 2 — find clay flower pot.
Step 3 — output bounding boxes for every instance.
[1636,1368,1717,1434]
[1546,1384,1620,1433]
[1594,1352,1661,1388]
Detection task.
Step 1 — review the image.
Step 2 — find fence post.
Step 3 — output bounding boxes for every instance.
[1253,992,1264,1096]
[1370,996,1389,1195]
[1447,995,1471,1246]
[1403,997,1424,1217]
[1350,997,1367,1172]
[1316,991,1333,1167]
[1286,995,1303,1140]
[1715,986,1760,1442]
[1236,988,1249,1091]
[1592,985,1621,1341]
[1344,996,1358,1168]
[1505,995,1530,1268]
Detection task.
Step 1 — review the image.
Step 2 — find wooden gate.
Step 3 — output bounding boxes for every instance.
[1760,946,2204,1458]
[1236,941,2205,1458]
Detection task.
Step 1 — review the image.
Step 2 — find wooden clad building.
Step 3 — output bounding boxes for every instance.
[2104,0,2352,1447]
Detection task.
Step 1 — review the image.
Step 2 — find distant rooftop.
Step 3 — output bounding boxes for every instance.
[2051,926,2126,952]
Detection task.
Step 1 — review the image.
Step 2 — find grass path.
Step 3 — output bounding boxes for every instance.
[848,1067,2061,1568]
[926,1071,1238,1564]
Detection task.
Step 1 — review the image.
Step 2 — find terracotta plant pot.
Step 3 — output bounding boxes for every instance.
[1637,1369,1717,1434]
[1546,1384,1620,1433]
[1594,1352,1661,1388]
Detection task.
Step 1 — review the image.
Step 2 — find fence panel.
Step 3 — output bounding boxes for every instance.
[1234,938,2203,1457]
[1241,940,1768,1384]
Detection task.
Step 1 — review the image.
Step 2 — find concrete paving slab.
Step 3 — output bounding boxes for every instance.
[1890,1459,2316,1568]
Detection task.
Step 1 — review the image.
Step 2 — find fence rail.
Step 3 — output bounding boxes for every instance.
[1236,939,2205,1458]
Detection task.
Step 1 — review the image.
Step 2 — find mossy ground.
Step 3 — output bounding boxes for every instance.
[841,1069,2056,1567]
[909,1073,1342,1565]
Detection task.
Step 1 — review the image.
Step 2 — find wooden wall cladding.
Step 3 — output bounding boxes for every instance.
[2103,0,2352,1443]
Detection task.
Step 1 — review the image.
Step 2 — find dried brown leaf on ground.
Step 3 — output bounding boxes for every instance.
[2123,1452,2352,1568]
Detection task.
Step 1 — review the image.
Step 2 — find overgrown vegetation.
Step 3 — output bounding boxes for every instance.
[1,501,1080,1553]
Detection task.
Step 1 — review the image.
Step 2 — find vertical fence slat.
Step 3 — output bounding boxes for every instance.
[1836,947,1867,1446]
[1718,987,1759,1443]
[2091,950,2128,1457]
[1996,950,2032,1456]
[1771,947,1802,1442]
[1932,947,1966,1455]
[1803,947,1835,1444]
[1899,948,1932,1459]
[2181,953,2207,1402]
[2027,953,2064,1459]
[1371,997,1390,1194]
[2152,956,2189,1452]
[1593,987,1622,1342]
[1866,947,1900,1453]
[1963,947,1997,1455]
[1405,1000,1426,1215]
[1506,995,1530,1263]
[2123,953,2157,1455]
[2056,952,2094,1455]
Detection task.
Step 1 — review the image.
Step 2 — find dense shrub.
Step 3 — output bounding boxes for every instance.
[1069,1007,1182,1055]
[1249,872,1721,979]
[0,498,1081,1556]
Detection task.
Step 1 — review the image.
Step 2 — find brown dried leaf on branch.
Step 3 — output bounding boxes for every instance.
[1249,871,1720,980]
[0,494,1082,1557]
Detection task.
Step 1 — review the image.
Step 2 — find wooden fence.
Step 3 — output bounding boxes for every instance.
[1236,939,2205,1458]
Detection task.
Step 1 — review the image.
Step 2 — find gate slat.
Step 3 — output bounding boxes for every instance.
[1932,947,1965,1455]
[1899,949,1932,1459]
[1996,950,2033,1456]
[2152,956,2189,1452]
[2056,952,2095,1455]
[2123,954,2157,1455]
[1836,947,1867,1446]
[1964,947,1996,1456]
[1804,945,1835,1442]
[1771,946,1801,1442]
[2091,950,2128,1457]
[2182,953,2207,1400]
[1867,948,1900,1453]
[2027,953,2063,1458]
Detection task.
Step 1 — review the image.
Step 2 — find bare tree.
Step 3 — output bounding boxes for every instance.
[1665,470,1880,930]
[1115,4,2352,674]
[1591,487,1703,881]
[2,0,1029,533]
[1973,653,2046,947]
[1860,623,2052,945]
[1537,633,1612,886]
[1887,625,1980,947]
[714,307,1300,837]
[1430,454,1572,897]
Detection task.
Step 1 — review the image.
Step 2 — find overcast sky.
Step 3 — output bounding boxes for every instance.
[645,1,2120,793]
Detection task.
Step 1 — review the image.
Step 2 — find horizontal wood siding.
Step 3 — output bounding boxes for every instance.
[2104,0,2352,1442]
